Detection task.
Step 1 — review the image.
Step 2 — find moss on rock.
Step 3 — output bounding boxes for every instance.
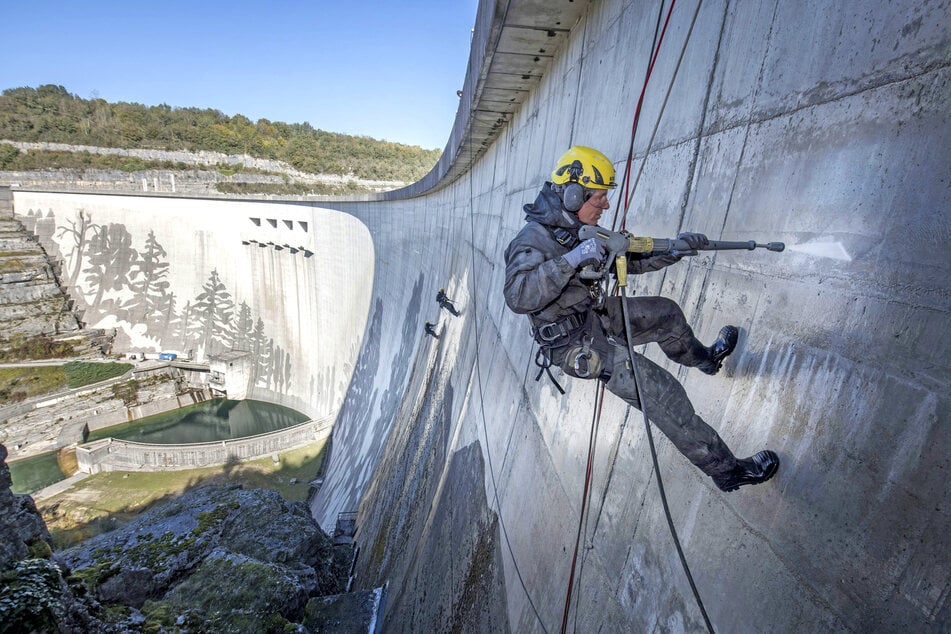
[0,559,63,632]
[162,550,310,621]
[55,483,352,629]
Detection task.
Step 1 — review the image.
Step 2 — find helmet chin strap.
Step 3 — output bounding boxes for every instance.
[562,210,581,225]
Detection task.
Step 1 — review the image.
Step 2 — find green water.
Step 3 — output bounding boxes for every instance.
[6,400,307,494]
[85,399,308,445]
[9,451,68,495]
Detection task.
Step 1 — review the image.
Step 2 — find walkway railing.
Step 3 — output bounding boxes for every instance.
[75,415,333,473]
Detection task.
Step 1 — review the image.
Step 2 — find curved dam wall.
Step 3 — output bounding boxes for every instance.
[310,0,950,632]
[76,417,333,473]
[11,192,373,420]
[10,0,949,631]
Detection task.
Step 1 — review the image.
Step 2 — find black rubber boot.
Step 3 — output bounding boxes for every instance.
[713,450,780,492]
[698,325,739,375]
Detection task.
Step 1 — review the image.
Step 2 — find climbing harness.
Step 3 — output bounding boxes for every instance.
[533,311,587,344]
[531,311,588,394]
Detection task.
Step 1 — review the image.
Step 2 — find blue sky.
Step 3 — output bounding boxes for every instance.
[1,1,479,150]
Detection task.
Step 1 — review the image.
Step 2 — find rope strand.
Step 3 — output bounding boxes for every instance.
[559,383,606,633]
[465,59,551,629]
[613,1,715,631]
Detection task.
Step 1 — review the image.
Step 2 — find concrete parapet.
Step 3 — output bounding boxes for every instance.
[75,416,333,473]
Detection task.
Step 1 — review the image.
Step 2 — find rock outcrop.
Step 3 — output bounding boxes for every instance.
[59,484,350,615]
[0,444,53,570]
[0,443,105,632]
[0,187,82,344]
[0,444,372,632]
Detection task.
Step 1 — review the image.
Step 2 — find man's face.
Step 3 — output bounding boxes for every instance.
[577,189,610,225]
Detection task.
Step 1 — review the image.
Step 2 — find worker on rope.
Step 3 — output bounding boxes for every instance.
[424,320,440,339]
[436,288,461,316]
[503,146,779,492]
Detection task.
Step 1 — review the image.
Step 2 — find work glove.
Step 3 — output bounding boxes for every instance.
[673,231,709,256]
[562,238,606,270]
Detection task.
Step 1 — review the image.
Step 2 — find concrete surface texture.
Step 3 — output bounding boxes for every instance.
[313,0,950,631]
[10,0,950,631]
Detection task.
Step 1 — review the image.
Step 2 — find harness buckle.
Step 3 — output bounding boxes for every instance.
[532,312,586,344]
[537,322,563,342]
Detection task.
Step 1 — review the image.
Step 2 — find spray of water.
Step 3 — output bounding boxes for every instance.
[786,240,852,262]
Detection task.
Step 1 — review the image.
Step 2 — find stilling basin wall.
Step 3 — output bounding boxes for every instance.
[310,0,950,632]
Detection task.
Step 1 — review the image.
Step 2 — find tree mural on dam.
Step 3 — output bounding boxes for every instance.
[130,229,171,330]
[56,208,96,289]
[21,207,295,394]
[83,223,138,313]
[193,269,234,355]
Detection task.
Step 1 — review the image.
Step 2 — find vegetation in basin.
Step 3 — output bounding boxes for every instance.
[63,361,132,388]
[0,334,78,362]
[39,440,328,549]
[0,366,66,402]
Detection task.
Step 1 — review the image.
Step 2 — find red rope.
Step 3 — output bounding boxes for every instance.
[619,0,677,231]
[560,2,679,630]
[560,383,606,634]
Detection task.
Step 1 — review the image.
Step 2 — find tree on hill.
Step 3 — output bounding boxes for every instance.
[0,85,441,182]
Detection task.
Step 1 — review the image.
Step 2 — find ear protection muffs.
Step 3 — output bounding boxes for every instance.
[557,159,587,212]
[562,182,586,212]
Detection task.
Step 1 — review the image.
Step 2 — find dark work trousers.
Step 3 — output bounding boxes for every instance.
[439,300,460,317]
[604,353,737,478]
[598,296,713,369]
[593,295,734,477]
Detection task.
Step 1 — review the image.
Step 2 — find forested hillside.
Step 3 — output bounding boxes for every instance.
[0,85,441,182]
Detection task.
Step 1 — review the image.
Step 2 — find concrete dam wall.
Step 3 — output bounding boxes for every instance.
[11,0,949,631]
[12,192,373,420]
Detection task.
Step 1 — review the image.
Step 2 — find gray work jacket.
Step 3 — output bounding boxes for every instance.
[503,183,679,330]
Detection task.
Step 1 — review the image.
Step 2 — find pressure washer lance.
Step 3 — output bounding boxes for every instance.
[577,225,785,285]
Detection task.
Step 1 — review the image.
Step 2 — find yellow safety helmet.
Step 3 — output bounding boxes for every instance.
[551,146,617,190]
[551,146,616,212]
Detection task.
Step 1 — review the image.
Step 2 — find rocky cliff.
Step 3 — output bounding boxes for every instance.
[0,443,105,632]
[0,444,377,632]
[0,187,82,347]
